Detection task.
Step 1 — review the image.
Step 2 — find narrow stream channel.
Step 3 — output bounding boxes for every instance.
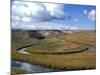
[13,43,95,73]
[17,48,30,54]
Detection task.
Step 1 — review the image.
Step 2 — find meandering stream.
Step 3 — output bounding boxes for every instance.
[14,41,95,73]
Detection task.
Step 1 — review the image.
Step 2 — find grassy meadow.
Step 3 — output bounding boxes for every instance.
[11,30,96,74]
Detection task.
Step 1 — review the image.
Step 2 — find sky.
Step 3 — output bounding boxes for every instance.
[11,0,96,30]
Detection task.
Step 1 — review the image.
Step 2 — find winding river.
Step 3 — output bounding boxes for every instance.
[13,41,95,73]
[12,47,95,73]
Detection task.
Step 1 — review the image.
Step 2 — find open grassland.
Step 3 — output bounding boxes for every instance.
[12,51,96,70]
[11,30,96,74]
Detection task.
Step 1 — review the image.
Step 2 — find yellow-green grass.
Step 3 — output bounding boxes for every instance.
[11,30,96,72]
[63,31,96,45]
[12,50,96,70]
[26,31,95,53]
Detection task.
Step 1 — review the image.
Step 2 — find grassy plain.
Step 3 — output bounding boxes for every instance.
[11,30,96,74]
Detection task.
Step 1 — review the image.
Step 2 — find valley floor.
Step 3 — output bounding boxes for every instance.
[11,30,96,74]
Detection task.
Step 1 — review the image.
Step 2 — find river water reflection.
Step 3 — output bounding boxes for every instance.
[12,60,61,73]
